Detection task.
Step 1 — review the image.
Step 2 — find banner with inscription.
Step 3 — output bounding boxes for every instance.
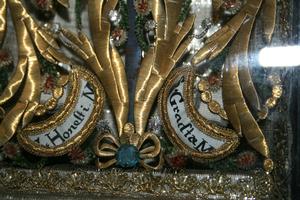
[18,67,104,156]
[159,68,239,162]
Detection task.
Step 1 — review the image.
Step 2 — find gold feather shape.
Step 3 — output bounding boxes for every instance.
[222,1,270,158]
[191,0,265,66]
[0,0,42,139]
[88,0,129,136]
[262,0,276,43]
[193,0,271,113]
[134,1,195,135]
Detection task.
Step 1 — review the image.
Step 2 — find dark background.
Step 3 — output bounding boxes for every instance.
[291,0,300,199]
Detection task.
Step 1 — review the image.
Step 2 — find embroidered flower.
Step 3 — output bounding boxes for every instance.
[165,153,188,169]
[41,73,56,94]
[236,151,257,169]
[134,0,151,15]
[111,27,128,47]
[0,49,13,69]
[2,142,21,159]
[221,0,242,16]
[32,0,53,10]
[207,73,222,92]
[68,147,92,165]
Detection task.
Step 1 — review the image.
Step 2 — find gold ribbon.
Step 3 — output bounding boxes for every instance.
[0,0,75,146]
[88,0,129,136]
[0,0,6,47]
[222,0,270,158]
[134,0,195,135]
[57,0,69,8]
[0,0,41,145]
[16,0,194,169]
[93,123,163,170]
[90,0,195,170]
[191,0,276,172]
[262,0,276,43]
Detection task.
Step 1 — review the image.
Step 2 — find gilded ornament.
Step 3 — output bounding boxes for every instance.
[208,100,221,114]
[264,158,274,173]
[266,97,277,109]
[18,67,105,157]
[0,166,274,199]
[201,91,212,103]
[272,85,283,98]
[198,78,228,120]
[159,67,239,162]
[198,80,209,92]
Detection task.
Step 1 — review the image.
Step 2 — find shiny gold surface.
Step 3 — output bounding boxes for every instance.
[159,68,239,162]
[198,79,228,120]
[57,0,70,8]
[134,1,195,136]
[88,0,129,136]
[93,123,163,170]
[0,0,42,146]
[222,1,270,160]
[0,166,274,199]
[0,0,6,46]
[18,67,104,157]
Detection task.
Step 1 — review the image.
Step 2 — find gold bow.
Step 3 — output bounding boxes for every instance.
[47,0,163,169]
[57,0,194,170]
[93,123,163,170]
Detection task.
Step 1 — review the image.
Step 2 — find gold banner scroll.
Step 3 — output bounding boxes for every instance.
[159,67,239,162]
[18,67,104,156]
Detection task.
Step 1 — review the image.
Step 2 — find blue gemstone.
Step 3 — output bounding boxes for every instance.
[116,144,140,168]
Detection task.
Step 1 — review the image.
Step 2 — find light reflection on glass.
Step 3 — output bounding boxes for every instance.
[259,46,300,67]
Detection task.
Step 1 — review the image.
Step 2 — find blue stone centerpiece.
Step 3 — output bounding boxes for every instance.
[116,144,140,168]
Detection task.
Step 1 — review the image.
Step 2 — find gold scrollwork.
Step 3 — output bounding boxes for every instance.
[159,67,239,162]
[17,66,105,157]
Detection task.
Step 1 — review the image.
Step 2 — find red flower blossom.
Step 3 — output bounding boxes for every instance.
[236,151,257,169]
[41,74,56,94]
[34,0,51,9]
[165,153,188,169]
[68,147,87,165]
[2,142,21,159]
[134,0,150,15]
[208,73,221,86]
[111,28,128,47]
[0,50,9,61]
